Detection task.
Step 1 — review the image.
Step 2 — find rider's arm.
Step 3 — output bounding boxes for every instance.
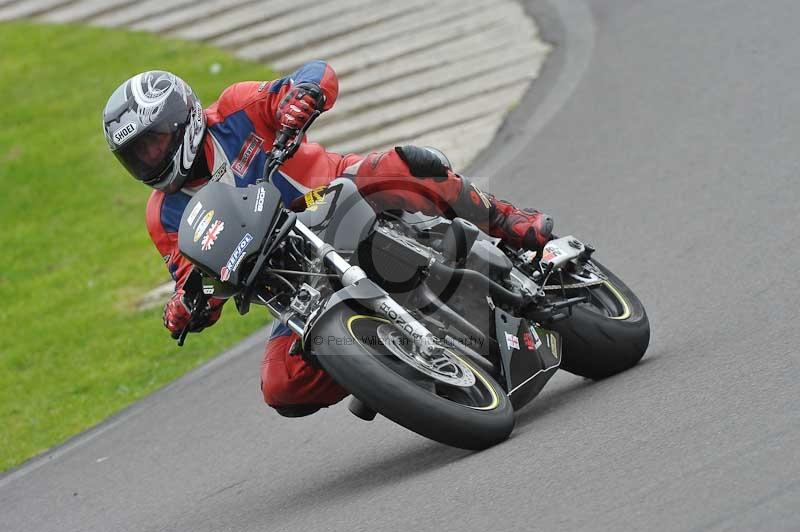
[205,60,338,133]
[145,190,195,290]
[146,190,225,335]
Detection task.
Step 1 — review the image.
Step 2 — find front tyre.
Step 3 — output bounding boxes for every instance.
[550,261,650,380]
[309,305,514,450]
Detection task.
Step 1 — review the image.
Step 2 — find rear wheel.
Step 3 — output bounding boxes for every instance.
[549,261,650,380]
[310,304,514,450]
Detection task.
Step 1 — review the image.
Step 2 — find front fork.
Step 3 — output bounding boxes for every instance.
[282,221,442,357]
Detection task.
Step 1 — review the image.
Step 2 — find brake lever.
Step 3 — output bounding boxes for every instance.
[176,269,209,347]
[177,292,204,347]
[259,111,321,185]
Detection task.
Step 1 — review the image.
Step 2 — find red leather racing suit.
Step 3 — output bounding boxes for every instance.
[145,61,551,416]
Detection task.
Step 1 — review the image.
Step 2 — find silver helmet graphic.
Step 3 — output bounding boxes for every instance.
[103,71,205,193]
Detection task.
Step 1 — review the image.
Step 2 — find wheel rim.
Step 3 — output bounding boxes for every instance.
[346,315,501,411]
[572,281,631,320]
[603,282,631,320]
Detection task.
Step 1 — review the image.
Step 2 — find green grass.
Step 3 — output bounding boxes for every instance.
[0,21,278,472]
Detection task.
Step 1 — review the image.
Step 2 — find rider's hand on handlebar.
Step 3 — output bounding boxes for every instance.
[163,289,223,339]
[276,83,324,131]
[164,290,192,338]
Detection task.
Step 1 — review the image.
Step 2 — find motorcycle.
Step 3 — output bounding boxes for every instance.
[175,118,650,450]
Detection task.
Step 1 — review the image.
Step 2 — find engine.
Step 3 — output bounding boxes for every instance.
[465,240,513,282]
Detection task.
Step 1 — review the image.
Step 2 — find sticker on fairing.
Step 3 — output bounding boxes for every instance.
[529,325,543,348]
[201,220,224,251]
[523,332,535,350]
[187,202,203,226]
[225,233,253,272]
[112,122,137,145]
[254,187,265,213]
[505,331,520,351]
[541,245,563,263]
[304,186,327,212]
[193,210,214,242]
[192,210,206,230]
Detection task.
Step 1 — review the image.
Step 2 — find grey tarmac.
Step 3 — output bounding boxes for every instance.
[2,1,800,531]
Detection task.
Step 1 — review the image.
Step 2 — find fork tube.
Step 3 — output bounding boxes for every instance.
[292,221,365,285]
[292,220,441,356]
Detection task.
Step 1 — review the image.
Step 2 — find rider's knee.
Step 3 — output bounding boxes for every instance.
[395,145,453,179]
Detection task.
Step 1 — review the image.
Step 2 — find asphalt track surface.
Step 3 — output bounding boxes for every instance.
[3,1,800,530]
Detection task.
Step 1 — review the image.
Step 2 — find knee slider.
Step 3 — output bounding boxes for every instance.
[272,404,323,417]
[395,145,452,181]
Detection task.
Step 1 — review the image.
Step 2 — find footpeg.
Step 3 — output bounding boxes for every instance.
[348,397,377,421]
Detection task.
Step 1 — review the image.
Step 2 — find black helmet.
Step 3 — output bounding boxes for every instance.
[102,71,205,193]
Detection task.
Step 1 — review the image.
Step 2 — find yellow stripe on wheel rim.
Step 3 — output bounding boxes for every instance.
[603,282,632,320]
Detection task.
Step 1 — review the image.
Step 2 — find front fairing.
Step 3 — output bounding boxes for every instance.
[177,181,282,288]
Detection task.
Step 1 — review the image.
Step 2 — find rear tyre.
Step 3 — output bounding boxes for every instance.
[310,304,514,450]
[550,261,650,380]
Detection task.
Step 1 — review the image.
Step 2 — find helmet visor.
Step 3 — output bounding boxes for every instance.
[113,121,186,184]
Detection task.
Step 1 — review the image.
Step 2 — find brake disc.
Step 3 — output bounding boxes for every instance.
[376,324,476,387]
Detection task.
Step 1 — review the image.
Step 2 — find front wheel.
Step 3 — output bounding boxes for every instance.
[549,260,650,380]
[309,304,514,450]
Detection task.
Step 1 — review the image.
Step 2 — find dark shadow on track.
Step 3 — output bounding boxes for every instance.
[249,437,473,524]
[513,356,656,432]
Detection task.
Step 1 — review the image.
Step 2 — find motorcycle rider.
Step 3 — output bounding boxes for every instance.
[102,61,553,417]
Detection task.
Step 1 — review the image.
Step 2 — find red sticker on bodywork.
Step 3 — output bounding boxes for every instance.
[523,332,535,350]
